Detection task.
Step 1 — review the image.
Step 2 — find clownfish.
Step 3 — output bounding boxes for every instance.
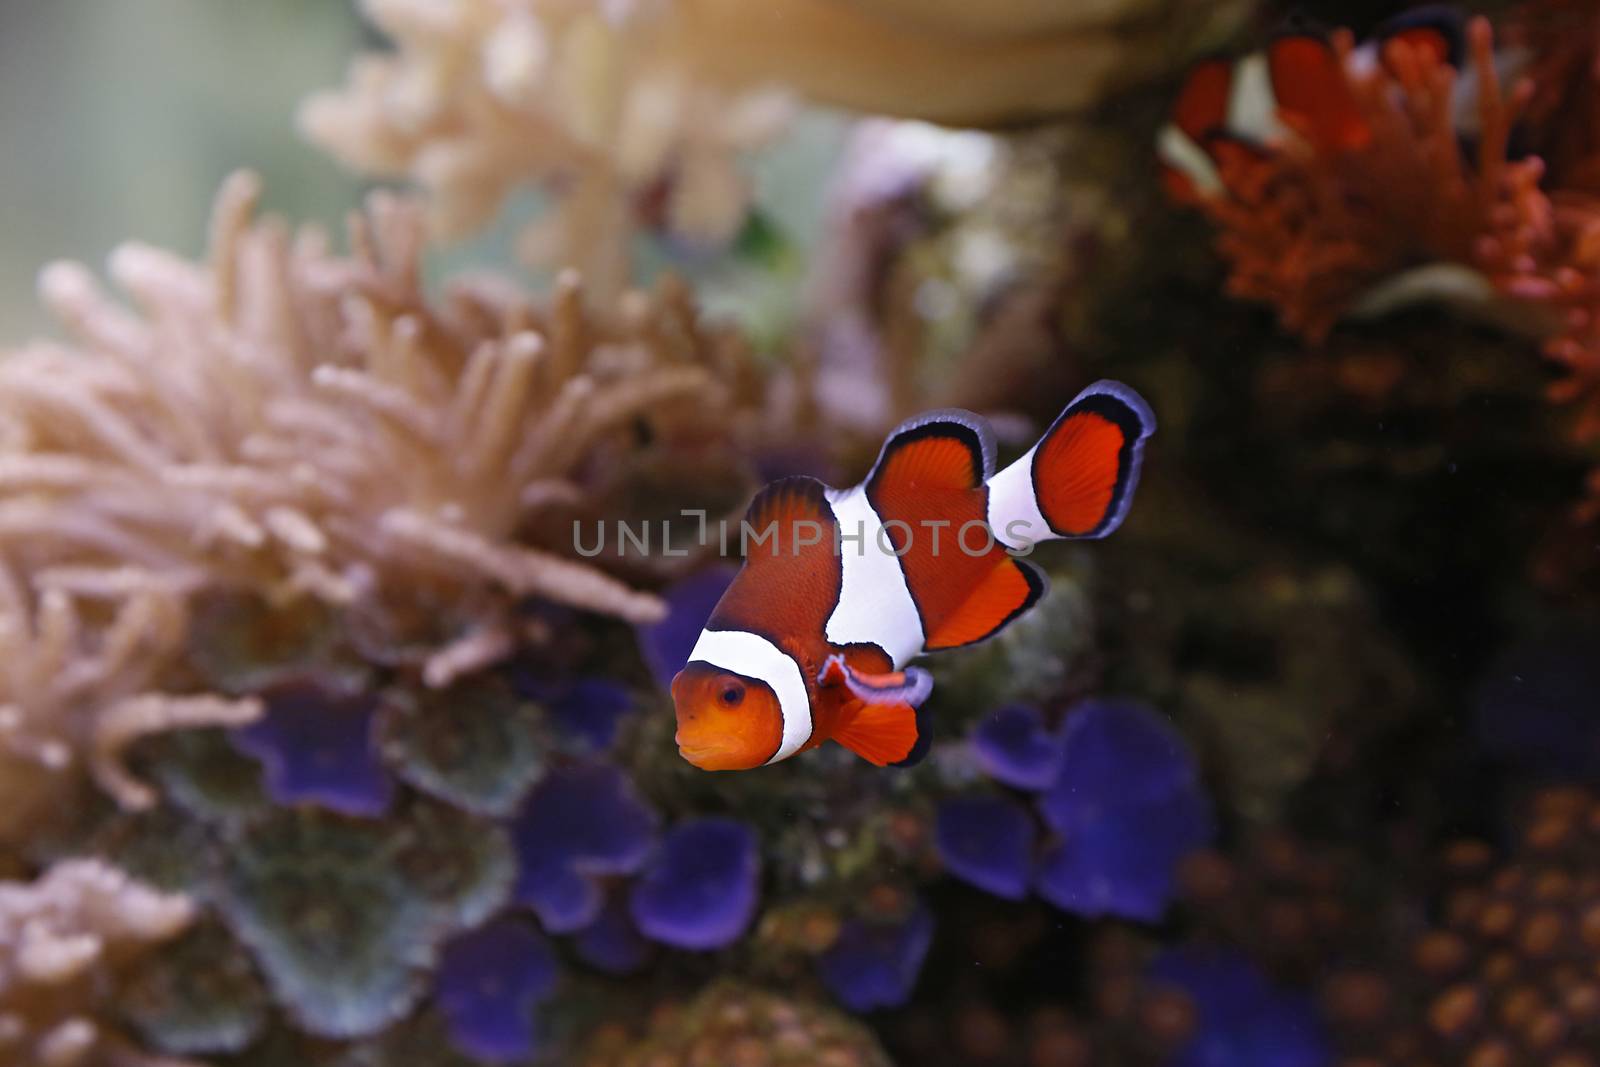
[671,381,1155,771]
[1157,6,1466,201]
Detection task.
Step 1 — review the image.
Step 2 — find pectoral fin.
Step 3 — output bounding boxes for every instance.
[832,700,920,766]
[819,655,934,766]
[819,654,933,707]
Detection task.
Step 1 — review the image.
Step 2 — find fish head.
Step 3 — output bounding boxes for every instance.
[670,662,785,770]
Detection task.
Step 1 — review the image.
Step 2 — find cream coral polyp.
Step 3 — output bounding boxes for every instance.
[0,170,770,821]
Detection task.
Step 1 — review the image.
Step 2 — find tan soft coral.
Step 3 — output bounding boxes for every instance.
[0,565,260,831]
[302,0,1250,295]
[0,170,768,820]
[0,860,197,1067]
[300,0,793,295]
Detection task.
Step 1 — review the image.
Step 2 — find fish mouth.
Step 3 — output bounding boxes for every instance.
[676,740,736,770]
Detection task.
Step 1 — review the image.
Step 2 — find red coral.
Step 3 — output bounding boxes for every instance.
[1178,8,1600,570]
[1191,18,1533,342]
[1506,0,1600,192]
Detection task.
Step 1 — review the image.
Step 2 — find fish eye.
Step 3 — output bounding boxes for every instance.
[718,680,745,707]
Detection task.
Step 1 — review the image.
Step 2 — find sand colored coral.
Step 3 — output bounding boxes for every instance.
[0,563,262,834]
[302,0,1247,294]
[0,860,197,1067]
[0,170,765,819]
[301,0,793,294]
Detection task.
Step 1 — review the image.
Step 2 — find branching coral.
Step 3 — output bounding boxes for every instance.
[300,0,794,294]
[304,0,1250,298]
[0,170,769,819]
[1506,0,1600,191]
[1188,19,1534,345]
[0,859,197,1067]
[1174,9,1600,567]
[0,563,260,834]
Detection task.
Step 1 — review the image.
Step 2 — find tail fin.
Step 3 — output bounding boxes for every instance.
[985,381,1155,549]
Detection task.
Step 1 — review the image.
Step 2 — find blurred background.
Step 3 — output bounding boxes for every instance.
[0,2,363,333]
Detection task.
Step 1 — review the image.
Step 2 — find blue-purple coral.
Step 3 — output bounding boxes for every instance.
[510,764,657,933]
[971,704,1063,790]
[1035,701,1213,921]
[511,674,636,753]
[629,817,760,950]
[948,699,1213,922]
[818,905,934,1013]
[934,795,1033,900]
[434,917,560,1063]
[547,677,636,751]
[1146,948,1329,1067]
[231,679,394,818]
[574,898,652,975]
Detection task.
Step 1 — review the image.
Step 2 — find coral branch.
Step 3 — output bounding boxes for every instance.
[0,172,770,818]
[0,861,197,1067]
[300,0,793,297]
[1175,8,1600,543]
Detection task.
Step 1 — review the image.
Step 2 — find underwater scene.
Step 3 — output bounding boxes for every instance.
[1,1,1599,1065]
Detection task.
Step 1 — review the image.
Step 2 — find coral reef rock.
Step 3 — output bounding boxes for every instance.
[581,980,894,1067]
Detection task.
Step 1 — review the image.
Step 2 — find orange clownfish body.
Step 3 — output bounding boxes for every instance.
[671,381,1156,771]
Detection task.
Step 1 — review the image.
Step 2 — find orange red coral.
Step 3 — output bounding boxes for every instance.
[1184,18,1534,343]
[1170,5,1600,565]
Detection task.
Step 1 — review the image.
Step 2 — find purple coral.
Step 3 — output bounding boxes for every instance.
[1035,700,1213,921]
[434,917,560,1063]
[629,817,760,950]
[818,905,934,1012]
[970,704,1063,790]
[951,699,1213,921]
[635,566,736,690]
[1039,699,1202,822]
[545,677,637,752]
[574,897,652,975]
[934,795,1034,900]
[509,764,658,933]
[230,678,394,817]
[1146,947,1328,1067]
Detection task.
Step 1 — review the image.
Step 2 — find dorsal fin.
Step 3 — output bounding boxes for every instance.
[709,475,841,637]
[744,475,832,532]
[865,409,996,496]
[924,558,1047,651]
[858,410,1003,644]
